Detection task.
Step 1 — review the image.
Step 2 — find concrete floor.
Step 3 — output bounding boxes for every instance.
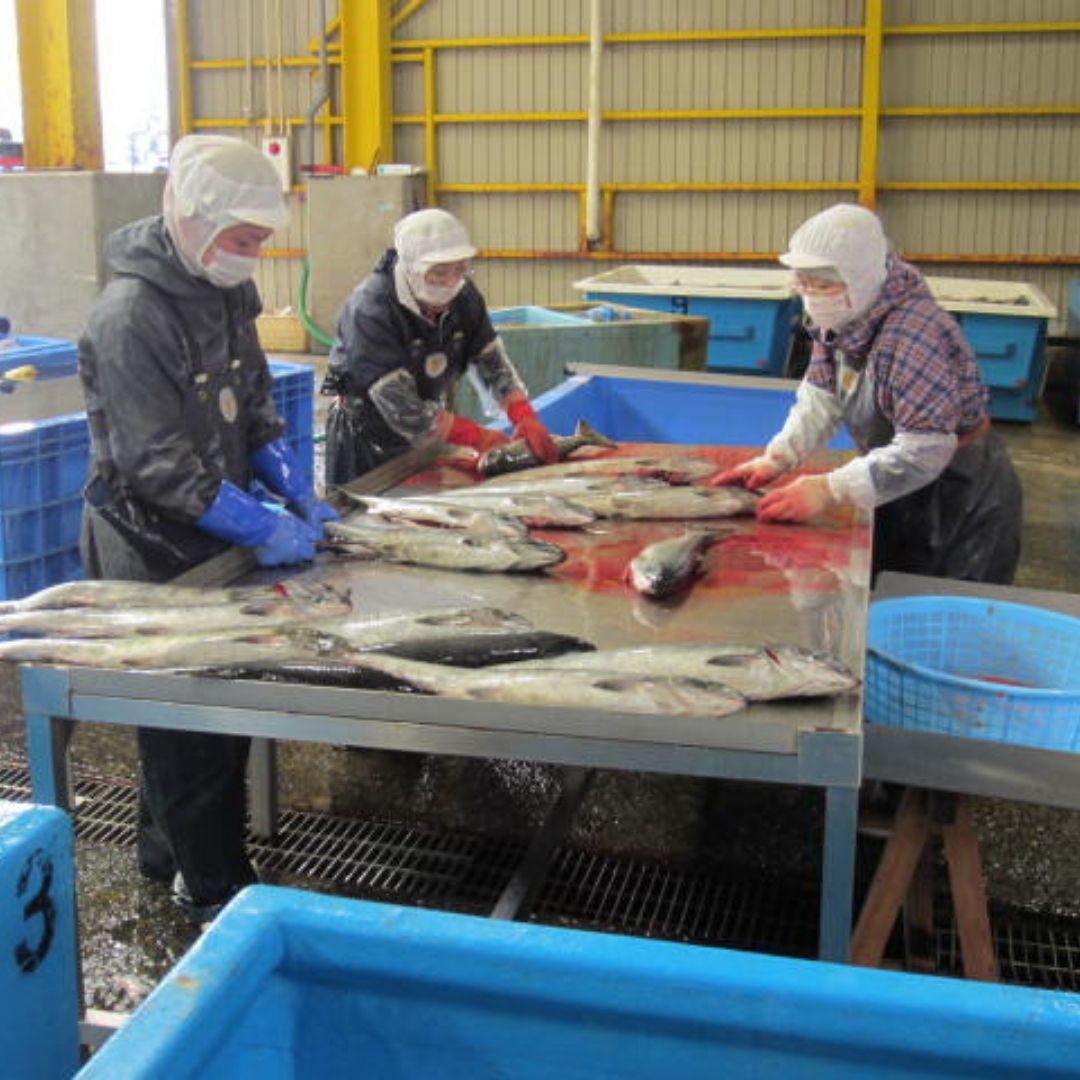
[2,348,1079,1009]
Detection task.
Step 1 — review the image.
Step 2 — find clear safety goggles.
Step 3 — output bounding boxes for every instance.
[423,260,473,286]
[792,268,847,295]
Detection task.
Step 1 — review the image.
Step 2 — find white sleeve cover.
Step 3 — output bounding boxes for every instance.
[765,381,844,470]
[826,431,958,509]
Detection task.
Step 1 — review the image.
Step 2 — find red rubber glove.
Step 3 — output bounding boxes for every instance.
[705,454,784,489]
[441,412,510,454]
[505,395,559,464]
[756,474,836,524]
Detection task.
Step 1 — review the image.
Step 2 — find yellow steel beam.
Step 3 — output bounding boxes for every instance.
[422,47,437,206]
[391,0,430,32]
[172,0,192,136]
[15,0,102,169]
[882,105,1080,118]
[397,107,861,125]
[341,0,393,172]
[858,0,884,210]
[436,182,858,194]
[886,21,1080,36]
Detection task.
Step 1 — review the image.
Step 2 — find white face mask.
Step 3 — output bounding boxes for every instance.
[203,247,258,288]
[406,268,465,310]
[803,291,854,332]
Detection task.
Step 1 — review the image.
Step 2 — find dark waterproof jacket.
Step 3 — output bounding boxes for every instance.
[78,216,283,576]
[322,248,499,482]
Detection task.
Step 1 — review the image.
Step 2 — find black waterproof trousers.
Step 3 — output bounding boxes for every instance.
[80,510,257,915]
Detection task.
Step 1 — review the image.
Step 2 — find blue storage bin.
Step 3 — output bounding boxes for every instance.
[0,362,315,601]
[490,305,588,327]
[530,370,854,449]
[865,596,1080,751]
[927,276,1056,424]
[0,800,80,1080]
[78,886,1080,1079]
[0,335,79,380]
[574,265,800,375]
[268,361,315,486]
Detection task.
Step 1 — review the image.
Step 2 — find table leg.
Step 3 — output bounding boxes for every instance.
[819,783,859,962]
[26,714,75,809]
[247,737,279,840]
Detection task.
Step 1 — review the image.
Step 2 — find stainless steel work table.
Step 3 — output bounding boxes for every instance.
[21,443,870,962]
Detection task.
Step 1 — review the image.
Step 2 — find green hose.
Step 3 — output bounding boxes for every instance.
[298,258,336,349]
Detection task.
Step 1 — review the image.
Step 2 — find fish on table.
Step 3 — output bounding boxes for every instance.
[491,643,859,702]
[477,419,617,477]
[334,491,530,537]
[281,649,748,718]
[0,578,343,615]
[325,518,567,573]
[628,528,734,599]
[346,489,595,530]
[473,452,717,486]
[548,483,760,521]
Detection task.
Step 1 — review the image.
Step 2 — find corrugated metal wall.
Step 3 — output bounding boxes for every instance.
[179,1,1080,331]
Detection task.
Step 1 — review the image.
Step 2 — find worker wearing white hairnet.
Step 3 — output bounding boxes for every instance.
[78,134,337,927]
[323,207,559,483]
[709,203,1021,584]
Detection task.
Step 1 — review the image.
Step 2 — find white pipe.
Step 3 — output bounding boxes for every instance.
[585,0,603,244]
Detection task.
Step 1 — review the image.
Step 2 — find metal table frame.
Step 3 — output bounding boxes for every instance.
[22,664,862,961]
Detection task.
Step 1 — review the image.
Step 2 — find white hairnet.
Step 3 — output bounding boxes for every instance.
[394,208,477,271]
[163,135,289,274]
[780,204,889,317]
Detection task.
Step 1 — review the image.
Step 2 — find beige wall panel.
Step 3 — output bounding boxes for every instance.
[888,0,1080,23]
[883,35,1080,109]
[397,0,587,38]
[881,118,1080,183]
[438,192,580,252]
[597,0,862,33]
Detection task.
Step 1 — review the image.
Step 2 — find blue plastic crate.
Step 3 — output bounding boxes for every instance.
[865,596,1080,751]
[574,266,800,375]
[0,335,78,379]
[490,305,588,326]
[268,361,315,487]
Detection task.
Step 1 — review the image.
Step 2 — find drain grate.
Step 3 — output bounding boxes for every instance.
[4,755,1080,987]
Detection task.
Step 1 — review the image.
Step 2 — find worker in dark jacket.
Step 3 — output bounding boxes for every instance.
[78,134,337,925]
[709,203,1021,584]
[323,208,558,484]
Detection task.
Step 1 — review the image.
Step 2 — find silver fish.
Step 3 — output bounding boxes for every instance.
[477,419,618,477]
[571,483,760,521]
[0,579,339,615]
[478,452,717,486]
[628,529,732,599]
[503,644,859,701]
[326,519,566,573]
[319,651,747,718]
[335,492,528,537]
[407,488,597,528]
[0,593,355,640]
[0,627,342,670]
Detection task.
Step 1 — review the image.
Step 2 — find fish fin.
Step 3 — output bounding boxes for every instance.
[574,419,618,449]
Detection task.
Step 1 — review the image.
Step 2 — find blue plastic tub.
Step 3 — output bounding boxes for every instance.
[491,305,588,326]
[531,370,853,449]
[865,596,1080,750]
[0,800,79,1080]
[77,886,1080,1079]
[0,361,315,601]
[574,266,800,375]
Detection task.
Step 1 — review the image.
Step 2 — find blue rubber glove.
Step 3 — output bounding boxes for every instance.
[250,438,339,535]
[196,480,317,567]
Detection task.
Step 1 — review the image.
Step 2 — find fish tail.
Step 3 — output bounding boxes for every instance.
[574,420,618,449]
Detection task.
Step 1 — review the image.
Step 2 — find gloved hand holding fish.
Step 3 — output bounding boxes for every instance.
[477,419,617,477]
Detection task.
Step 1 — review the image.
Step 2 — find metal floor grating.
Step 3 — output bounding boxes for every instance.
[4,757,1080,988]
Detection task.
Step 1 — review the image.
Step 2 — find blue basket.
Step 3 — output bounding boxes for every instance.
[865,596,1080,751]
[0,336,78,379]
